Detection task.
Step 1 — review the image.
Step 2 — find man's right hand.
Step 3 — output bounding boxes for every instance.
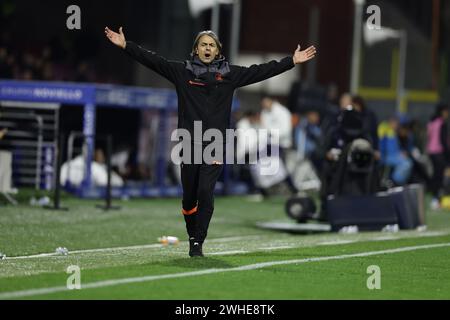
[105,26,126,49]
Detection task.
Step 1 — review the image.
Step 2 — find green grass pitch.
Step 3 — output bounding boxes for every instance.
[1,191,450,300]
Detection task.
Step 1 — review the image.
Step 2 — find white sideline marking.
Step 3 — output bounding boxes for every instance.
[416,231,447,237]
[318,240,357,245]
[5,231,450,260]
[258,246,294,250]
[373,236,397,241]
[208,235,262,243]
[209,250,248,256]
[5,235,262,260]
[1,242,449,299]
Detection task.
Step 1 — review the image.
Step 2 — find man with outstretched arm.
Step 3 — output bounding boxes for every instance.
[105,26,316,257]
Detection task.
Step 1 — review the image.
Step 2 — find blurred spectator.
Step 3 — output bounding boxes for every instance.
[111,146,131,178]
[339,92,352,109]
[287,81,327,115]
[322,106,371,164]
[398,117,431,186]
[235,110,268,198]
[75,61,94,82]
[294,110,323,171]
[397,118,414,153]
[378,115,413,186]
[0,47,13,78]
[352,95,379,150]
[60,148,124,187]
[327,83,339,107]
[260,94,298,194]
[321,92,350,143]
[0,35,101,82]
[76,62,89,82]
[319,107,376,219]
[236,110,263,163]
[94,148,106,164]
[41,61,54,81]
[0,126,14,194]
[426,103,450,209]
[260,94,293,150]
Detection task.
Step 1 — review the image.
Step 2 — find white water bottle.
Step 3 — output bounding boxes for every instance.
[158,236,179,245]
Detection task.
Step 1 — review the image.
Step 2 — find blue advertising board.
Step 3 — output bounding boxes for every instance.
[0,80,240,197]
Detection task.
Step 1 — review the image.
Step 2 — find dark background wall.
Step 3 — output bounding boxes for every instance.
[240,0,353,93]
[1,0,354,93]
[2,0,447,100]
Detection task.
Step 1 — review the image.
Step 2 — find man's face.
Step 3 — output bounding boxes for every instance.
[261,97,273,111]
[389,118,399,130]
[340,94,352,109]
[307,111,320,125]
[196,35,219,64]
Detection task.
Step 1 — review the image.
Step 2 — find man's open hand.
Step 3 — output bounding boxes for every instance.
[293,45,317,64]
[105,26,126,49]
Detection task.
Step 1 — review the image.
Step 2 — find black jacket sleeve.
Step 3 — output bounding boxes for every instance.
[231,56,295,88]
[124,41,182,84]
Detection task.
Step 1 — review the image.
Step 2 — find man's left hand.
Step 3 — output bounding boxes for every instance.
[293,45,317,64]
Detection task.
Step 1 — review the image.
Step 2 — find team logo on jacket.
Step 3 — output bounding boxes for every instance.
[188,80,205,86]
[215,73,223,81]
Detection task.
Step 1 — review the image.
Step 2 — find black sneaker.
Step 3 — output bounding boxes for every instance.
[189,238,204,257]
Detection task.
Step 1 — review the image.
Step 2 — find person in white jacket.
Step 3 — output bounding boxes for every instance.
[260,95,293,149]
[260,94,298,194]
[0,128,14,194]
